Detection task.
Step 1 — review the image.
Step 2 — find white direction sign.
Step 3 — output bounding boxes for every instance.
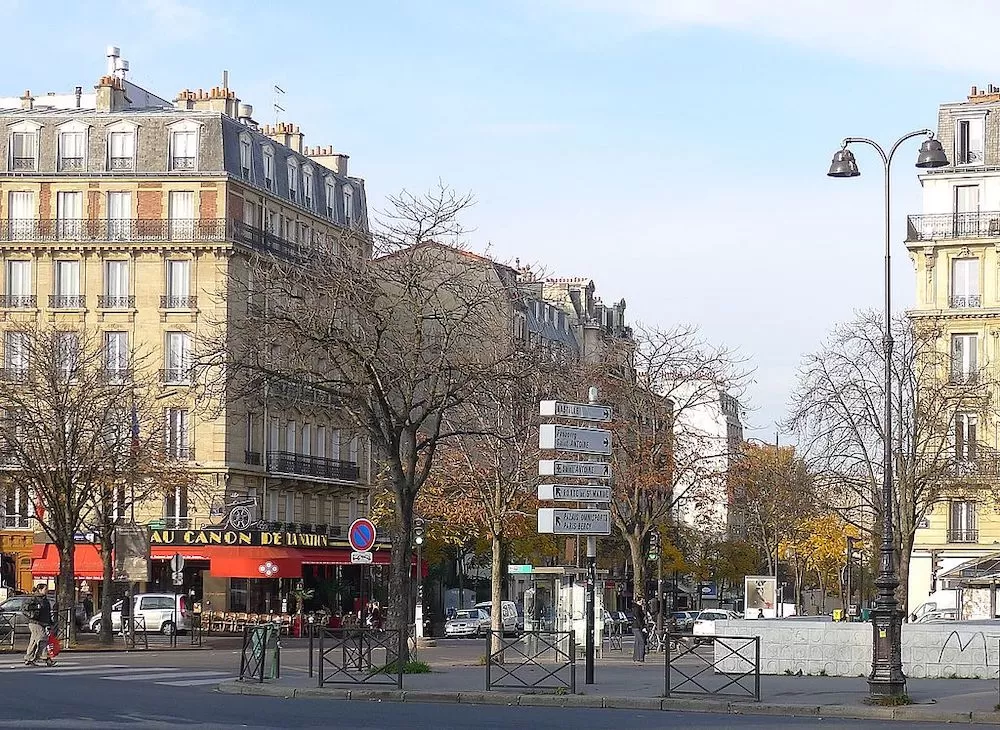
[539,400,613,423]
[538,459,611,479]
[350,551,373,565]
[538,484,612,503]
[537,508,612,535]
[539,424,612,456]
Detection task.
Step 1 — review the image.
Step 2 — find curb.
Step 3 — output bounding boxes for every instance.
[216,682,1000,724]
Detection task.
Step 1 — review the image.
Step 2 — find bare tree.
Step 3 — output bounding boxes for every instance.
[787,311,996,611]
[586,324,748,613]
[216,184,522,661]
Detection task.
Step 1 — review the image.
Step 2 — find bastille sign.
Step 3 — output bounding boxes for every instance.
[539,400,613,423]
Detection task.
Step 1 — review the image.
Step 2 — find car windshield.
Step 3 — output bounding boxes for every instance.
[454,610,480,620]
[476,605,492,615]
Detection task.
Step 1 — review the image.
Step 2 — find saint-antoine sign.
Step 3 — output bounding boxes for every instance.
[148,528,332,548]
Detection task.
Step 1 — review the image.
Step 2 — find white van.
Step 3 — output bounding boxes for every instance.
[88,593,191,635]
[474,601,519,635]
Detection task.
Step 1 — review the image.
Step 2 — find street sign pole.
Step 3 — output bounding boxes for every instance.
[585,386,599,687]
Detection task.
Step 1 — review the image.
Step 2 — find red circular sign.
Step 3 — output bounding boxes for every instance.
[348,518,377,552]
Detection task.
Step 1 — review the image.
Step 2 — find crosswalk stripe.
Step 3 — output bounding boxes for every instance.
[36,666,132,676]
[155,675,237,687]
[1,661,80,669]
[103,670,227,682]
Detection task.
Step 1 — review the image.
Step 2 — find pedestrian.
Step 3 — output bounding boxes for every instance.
[82,593,94,620]
[23,583,55,667]
[632,603,646,663]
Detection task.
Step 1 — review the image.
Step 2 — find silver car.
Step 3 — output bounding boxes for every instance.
[444,608,490,638]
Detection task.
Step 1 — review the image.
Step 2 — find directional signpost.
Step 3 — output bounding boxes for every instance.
[537,390,612,686]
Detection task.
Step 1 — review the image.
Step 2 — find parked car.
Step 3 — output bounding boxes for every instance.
[671,611,696,632]
[444,608,490,638]
[0,595,86,634]
[474,601,519,635]
[515,605,525,633]
[692,609,740,643]
[913,609,957,623]
[88,593,191,636]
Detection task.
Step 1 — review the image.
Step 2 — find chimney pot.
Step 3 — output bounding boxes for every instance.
[971,85,978,96]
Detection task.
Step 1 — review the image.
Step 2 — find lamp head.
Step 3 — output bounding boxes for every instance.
[828,148,860,178]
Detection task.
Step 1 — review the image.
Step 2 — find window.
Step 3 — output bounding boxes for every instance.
[284,492,295,523]
[302,166,314,209]
[301,423,311,456]
[8,191,36,239]
[955,413,977,462]
[951,333,978,383]
[262,146,274,190]
[52,259,82,308]
[55,331,79,380]
[267,489,279,521]
[169,127,198,171]
[3,484,31,528]
[325,179,336,218]
[229,579,248,612]
[948,501,978,543]
[164,259,191,308]
[104,331,128,381]
[56,191,83,240]
[167,191,195,240]
[316,426,326,459]
[268,417,279,454]
[285,420,297,453]
[330,429,341,459]
[108,130,135,171]
[950,258,980,308]
[164,331,192,383]
[953,185,981,237]
[349,435,359,464]
[9,127,38,171]
[58,130,86,171]
[106,191,132,240]
[342,185,353,227]
[287,159,299,202]
[239,134,253,179]
[165,408,190,460]
[164,480,189,527]
[4,331,27,381]
[5,259,32,308]
[956,117,985,166]
[102,260,130,308]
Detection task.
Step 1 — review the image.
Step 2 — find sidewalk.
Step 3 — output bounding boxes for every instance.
[220,651,1000,725]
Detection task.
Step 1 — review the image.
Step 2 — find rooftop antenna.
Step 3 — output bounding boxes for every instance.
[273,84,285,125]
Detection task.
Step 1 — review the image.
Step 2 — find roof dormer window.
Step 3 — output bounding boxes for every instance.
[302,165,314,210]
[287,158,299,202]
[239,132,253,180]
[57,121,89,172]
[167,120,201,172]
[106,120,138,172]
[263,146,274,190]
[9,121,40,172]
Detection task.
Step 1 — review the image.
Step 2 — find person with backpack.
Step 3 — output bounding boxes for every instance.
[23,584,55,667]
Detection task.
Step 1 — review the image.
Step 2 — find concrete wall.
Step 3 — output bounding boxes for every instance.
[714,620,1000,679]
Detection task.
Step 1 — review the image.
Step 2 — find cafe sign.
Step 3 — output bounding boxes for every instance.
[149,528,332,548]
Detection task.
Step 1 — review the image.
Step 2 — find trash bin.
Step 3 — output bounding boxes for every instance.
[832,609,843,622]
[861,608,871,621]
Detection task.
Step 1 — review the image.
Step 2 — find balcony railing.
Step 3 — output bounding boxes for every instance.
[949,294,982,308]
[0,295,36,308]
[165,446,195,461]
[101,368,132,384]
[267,451,360,481]
[160,295,198,309]
[268,378,336,406]
[11,157,35,171]
[947,528,979,543]
[229,219,311,260]
[949,366,978,385]
[109,156,134,171]
[49,294,85,309]
[2,515,31,529]
[98,295,135,308]
[170,156,196,171]
[58,157,84,172]
[160,368,194,385]
[907,211,1000,241]
[0,367,28,383]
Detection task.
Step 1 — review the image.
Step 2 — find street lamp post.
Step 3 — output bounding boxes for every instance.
[827,130,948,699]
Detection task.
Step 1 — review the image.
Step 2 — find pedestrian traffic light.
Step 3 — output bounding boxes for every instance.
[647,531,660,561]
[413,517,425,546]
[930,551,942,592]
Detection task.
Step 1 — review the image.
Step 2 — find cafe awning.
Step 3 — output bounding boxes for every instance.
[31,544,105,581]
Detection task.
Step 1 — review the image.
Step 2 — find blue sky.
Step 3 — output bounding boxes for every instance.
[2,0,993,434]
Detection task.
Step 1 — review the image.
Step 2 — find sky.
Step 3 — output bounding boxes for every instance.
[2,0,995,436]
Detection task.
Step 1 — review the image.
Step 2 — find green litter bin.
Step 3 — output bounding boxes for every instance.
[861,608,871,621]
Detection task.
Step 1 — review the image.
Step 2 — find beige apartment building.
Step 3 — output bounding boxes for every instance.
[0,48,377,614]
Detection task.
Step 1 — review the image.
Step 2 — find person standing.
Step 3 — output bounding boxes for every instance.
[632,602,646,663]
[23,584,55,667]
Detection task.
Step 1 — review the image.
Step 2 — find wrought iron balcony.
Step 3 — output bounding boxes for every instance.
[165,446,195,461]
[947,528,979,543]
[170,156,196,171]
[109,156,134,171]
[949,294,982,308]
[949,366,978,385]
[49,294,85,309]
[229,219,311,261]
[268,378,336,406]
[98,295,135,309]
[11,157,35,171]
[160,367,194,385]
[160,295,198,309]
[907,211,1000,241]
[0,295,36,308]
[58,157,84,172]
[0,367,28,382]
[0,218,228,243]
[267,451,360,481]
[100,368,132,384]
[2,515,31,529]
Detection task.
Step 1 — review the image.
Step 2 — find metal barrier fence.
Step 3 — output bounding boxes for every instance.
[123,616,150,650]
[0,614,13,650]
[665,633,760,702]
[239,624,281,683]
[486,630,576,693]
[317,627,404,688]
[604,622,624,652]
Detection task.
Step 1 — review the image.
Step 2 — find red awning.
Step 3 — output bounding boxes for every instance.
[150,545,301,578]
[299,549,393,566]
[31,544,105,581]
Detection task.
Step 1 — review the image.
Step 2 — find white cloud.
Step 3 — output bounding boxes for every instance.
[135,0,210,40]
[558,0,1000,74]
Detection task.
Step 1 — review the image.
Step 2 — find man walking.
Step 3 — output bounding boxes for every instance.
[23,583,55,667]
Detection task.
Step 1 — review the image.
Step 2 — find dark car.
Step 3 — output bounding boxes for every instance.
[0,595,87,634]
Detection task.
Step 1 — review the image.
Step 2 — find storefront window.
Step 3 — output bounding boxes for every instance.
[230,578,248,612]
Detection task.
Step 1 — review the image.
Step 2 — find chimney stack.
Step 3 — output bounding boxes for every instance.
[20,90,33,111]
[305,144,349,175]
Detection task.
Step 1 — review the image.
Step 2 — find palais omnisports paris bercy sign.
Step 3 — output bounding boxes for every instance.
[148,528,333,548]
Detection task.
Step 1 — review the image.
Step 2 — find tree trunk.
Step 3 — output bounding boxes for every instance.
[388,487,414,666]
[56,535,76,646]
[626,532,646,610]
[99,534,114,644]
[490,532,503,656]
[896,534,914,617]
[818,571,826,613]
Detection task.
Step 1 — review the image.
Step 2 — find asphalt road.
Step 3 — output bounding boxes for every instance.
[0,643,992,729]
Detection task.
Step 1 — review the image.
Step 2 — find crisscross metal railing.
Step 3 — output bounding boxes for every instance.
[604,622,623,652]
[317,627,403,688]
[0,613,14,650]
[123,615,149,650]
[485,630,575,693]
[664,633,759,702]
[239,624,280,683]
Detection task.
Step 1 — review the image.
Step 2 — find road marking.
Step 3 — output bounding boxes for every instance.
[36,666,133,676]
[155,675,237,687]
[1,661,80,669]
[103,670,228,682]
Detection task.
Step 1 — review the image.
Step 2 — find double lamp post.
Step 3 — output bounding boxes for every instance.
[826,131,947,698]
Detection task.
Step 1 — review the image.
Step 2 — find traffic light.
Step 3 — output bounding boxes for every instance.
[413,517,425,546]
[647,531,660,561]
[930,551,942,592]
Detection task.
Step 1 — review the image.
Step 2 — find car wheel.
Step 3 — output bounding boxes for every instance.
[161,621,176,636]
[91,619,102,634]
